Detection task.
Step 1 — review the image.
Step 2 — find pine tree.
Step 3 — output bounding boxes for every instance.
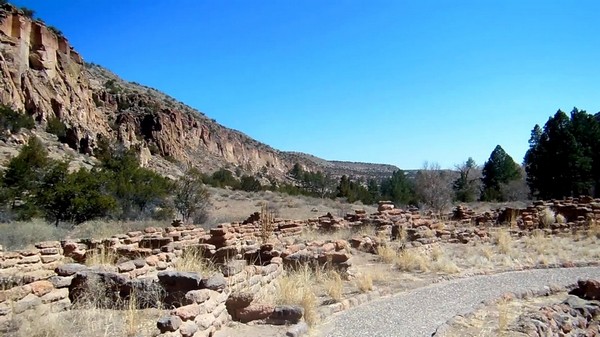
[481,145,520,201]
[524,108,600,198]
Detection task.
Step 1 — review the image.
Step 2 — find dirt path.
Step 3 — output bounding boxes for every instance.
[312,266,600,337]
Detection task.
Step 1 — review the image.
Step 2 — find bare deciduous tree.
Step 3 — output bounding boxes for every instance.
[414,161,453,215]
[174,168,210,224]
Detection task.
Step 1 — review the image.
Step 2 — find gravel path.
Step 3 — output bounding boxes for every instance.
[314,267,600,337]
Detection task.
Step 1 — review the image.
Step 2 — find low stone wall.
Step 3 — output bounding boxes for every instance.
[3,197,600,335]
[155,260,283,337]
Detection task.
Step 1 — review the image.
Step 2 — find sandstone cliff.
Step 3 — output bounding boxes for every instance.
[0,4,397,181]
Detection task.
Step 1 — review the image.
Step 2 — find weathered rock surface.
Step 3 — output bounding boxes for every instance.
[0,4,398,181]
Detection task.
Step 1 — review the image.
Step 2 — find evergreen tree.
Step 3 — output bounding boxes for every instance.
[481,145,521,201]
[2,137,48,207]
[380,170,415,205]
[524,108,600,198]
[101,149,171,219]
[37,165,116,226]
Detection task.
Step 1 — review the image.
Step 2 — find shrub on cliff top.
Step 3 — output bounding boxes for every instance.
[19,6,34,18]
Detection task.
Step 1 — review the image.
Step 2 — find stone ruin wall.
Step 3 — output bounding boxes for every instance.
[2,197,600,335]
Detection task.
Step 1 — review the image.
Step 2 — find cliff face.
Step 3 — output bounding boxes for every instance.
[0,7,106,155]
[0,5,397,180]
[0,5,288,177]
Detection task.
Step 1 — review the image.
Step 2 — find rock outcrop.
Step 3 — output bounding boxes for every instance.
[0,4,398,180]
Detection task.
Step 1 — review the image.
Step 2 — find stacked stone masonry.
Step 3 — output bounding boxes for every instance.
[2,197,600,335]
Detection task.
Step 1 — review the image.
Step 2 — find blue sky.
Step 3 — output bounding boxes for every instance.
[15,1,600,169]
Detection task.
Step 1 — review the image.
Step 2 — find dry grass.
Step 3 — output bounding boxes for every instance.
[376,245,397,264]
[0,218,172,251]
[13,306,163,337]
[538,208,556,228]
[355,272,373,293]
[397,226,408,242]
[323,270,344,302]
[299,227,354,242]
[497,299,509,336]
[395,249,430,272]
[259,203,275,244]
[125,289,139,337]
[492,229,513,255]
[588,218,600,239]
[174,247,217,275]
[85,247,118,266]
[0,219,68,250]
[274,265,319,326]
[431,246,460,274]
[209,187,377,224]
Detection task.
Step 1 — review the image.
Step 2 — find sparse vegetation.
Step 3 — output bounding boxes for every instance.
[173,168,209,224]
[19,6,34,18]
[538,208,556,228]
[259,202,274,244]
[355,272,374,292]
[85,246,118,266]
[46,116,67,141]
[174,246,217,275]
[275,265,319,326]
[493,229,513,255]
[0,104,34,136]
[48,25,63,37]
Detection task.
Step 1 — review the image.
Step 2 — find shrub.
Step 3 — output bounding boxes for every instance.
[101,149,172,219]
[0,104,34,135]
[46,116,67,140]
[209,168,240,189]
[2,136,48,207]
[240,175,261,192]
[48,25,63,37]
[104,79,121,94]
[20,6,35,18]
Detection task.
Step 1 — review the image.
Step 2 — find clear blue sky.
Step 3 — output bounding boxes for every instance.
[16,1,600,169]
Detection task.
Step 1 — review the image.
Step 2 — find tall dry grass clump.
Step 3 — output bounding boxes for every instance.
[538,208,556,228]
[395,249,430,272]
[376,245,397,264]
[174,246,217,275]
[85,246,118,266]
[323,270,344,302]
[275,265,319,326]
[493,229,513,255]
[587,218,600,239]
[430,246,460,274]
[355,272,373,293]
[497,299,510,336]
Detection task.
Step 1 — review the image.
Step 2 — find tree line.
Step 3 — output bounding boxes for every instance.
[1,102,598,224]
[0,137,209,225]
[525,108,600,199]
